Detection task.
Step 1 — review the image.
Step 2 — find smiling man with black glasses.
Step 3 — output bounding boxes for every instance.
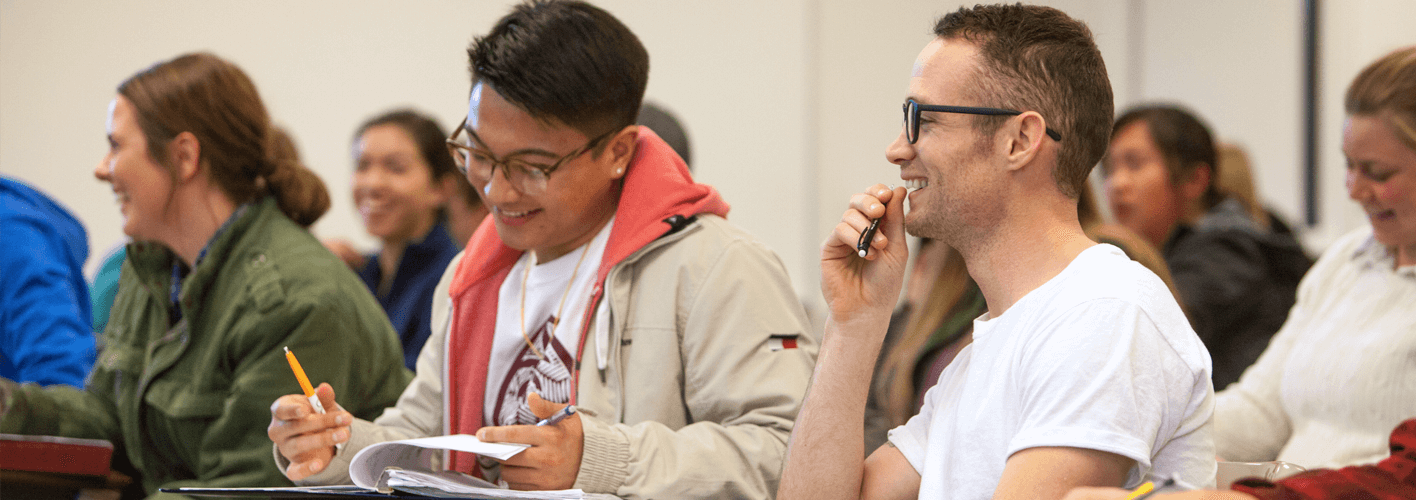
[268,1,816,498]
[781,4,1216,500]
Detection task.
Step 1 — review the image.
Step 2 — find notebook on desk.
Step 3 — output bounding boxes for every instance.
[163,434,618,499]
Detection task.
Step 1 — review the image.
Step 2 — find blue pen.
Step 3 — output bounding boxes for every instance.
[536,405,577,427]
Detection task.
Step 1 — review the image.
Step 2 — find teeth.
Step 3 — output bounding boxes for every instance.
[906,179,929,190]
[499,208,531,218]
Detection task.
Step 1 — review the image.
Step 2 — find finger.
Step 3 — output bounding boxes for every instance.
[271,394,313,421]
[285,456,328,482]
[848,192,887,220]
[879,186,908,250]
[478,424,551,447]
[315,382,338,413]
[278,423,348,463]
[526,392,567,420]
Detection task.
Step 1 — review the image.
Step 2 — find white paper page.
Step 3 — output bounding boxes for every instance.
[348,434,530,489]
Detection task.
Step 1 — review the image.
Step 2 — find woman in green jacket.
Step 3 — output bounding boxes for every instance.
[0,52,412,498]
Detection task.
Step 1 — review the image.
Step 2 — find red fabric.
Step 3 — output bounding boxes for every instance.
[1232,419,1416,500]
[443,129,728,473]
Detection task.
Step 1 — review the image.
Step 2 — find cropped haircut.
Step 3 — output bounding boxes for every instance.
[354,109,461,183]
[467,0,649,148]
[1111,105,1222,209]
[934,3,1114,199]
[119,52,330,226]
[1346,45,1416,152]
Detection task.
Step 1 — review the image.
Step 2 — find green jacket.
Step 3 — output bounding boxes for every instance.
[1,197,412,499]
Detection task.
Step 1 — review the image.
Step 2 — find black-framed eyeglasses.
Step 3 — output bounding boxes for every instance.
[902,98,1062,144]
[445,125,615,196]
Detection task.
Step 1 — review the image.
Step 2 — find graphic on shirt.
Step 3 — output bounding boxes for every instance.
[491,315,573,426]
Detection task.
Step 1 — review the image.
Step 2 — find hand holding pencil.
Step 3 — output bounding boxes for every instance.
[268,347,353,481]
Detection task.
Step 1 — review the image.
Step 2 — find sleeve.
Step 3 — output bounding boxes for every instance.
[1007,299,1211,475]
[1211,235,1351,462]
[0,219,95,387]
[888,376,942,476]
[1165,230,1268,345]
[144,279,407,494]
[0,378,121,441]
[278,253,461,485]
[574,237,818,499]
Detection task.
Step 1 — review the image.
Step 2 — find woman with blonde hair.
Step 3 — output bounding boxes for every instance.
[1065,44,1416,500]
[0,52,410,497]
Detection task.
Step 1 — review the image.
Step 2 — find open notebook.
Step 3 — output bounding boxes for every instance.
[165,435,618,499]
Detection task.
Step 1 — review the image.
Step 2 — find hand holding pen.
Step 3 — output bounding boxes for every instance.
[475,392,584,490]
[269,347,352,481]
[820,184,909,325]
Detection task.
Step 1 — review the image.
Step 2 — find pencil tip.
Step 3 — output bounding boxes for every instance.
[284,346,290,353]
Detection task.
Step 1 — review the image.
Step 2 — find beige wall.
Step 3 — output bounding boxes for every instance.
[2,0,1413,315]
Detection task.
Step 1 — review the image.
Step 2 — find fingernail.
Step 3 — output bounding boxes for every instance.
[336,414,351,425]
[476,430,486,440]
[333,429,348,442]
[872,203,882,212]
[311,460,324,473]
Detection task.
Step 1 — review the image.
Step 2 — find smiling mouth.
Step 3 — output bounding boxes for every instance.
[906,179,929,191]
[496,207,540,218]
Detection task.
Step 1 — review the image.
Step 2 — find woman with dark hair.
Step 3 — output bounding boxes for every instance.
[336,109,479,369]
[0,52,410,497]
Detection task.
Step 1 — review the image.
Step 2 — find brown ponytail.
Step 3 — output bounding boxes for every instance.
[264,126,330,227]
[118,52,330,226]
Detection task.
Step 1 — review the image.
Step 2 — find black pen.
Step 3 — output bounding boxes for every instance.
[536,405,577,427]
[857,217,881,258]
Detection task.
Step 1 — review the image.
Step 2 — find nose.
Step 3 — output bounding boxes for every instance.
[1346,167,1371,202]
[94,155,112,183]
[478,164,521,205]
[886,129,915,166]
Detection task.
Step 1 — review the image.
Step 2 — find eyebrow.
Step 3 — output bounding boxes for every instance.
[464,125,561,159]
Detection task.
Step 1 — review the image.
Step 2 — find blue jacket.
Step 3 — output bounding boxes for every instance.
[356,223,458,369]
[0,177,94,387]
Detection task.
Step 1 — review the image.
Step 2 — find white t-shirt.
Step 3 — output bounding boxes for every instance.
[888,244,1216,498]
[485,219,613,427]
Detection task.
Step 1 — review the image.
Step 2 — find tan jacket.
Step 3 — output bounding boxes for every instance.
[285,214,817,499]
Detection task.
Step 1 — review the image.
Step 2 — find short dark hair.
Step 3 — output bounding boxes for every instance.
[468,0,649,146]
[1110,105,1221,209]
[354,109,460,183]
[934,3,1114,199]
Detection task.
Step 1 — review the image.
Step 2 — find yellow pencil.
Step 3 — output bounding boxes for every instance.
[1125,477,1174,500]
[284,346,326,414]
[1122,482,1154,500]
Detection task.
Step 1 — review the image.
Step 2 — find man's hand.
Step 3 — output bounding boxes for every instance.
[476,393,583,491]
[268,383,352,480]
[820,184,910,326]
[321,239,367,270]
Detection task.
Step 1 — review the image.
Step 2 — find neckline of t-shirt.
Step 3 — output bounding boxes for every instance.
[521,217,616,289]
[971,243,1120,341]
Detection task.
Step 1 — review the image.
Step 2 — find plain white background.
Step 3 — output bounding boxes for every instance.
[2,0,1413,318]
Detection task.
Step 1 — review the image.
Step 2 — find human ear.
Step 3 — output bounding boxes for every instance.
[1180,163,1212,201]
[607,125,639,179]
[1004,112,1047,170]
[169,131,202,182]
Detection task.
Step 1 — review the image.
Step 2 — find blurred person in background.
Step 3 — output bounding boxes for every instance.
[1102,105,1311,390]
[1,176,95,388]
[325,109,471,369]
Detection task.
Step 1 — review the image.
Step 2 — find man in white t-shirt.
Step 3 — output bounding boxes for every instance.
[779,4,1215,500]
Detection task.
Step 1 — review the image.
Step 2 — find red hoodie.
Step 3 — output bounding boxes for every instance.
[442,129,730,473]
